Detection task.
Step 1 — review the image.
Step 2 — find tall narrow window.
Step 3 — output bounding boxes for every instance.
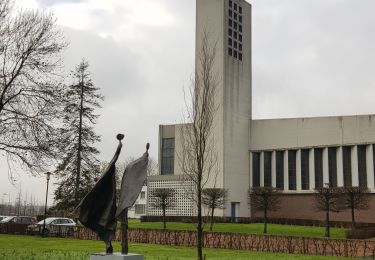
[161,138,174,175]
[358,145,367,188]
[288,150,296,190]
[276,151,284,190]
[264,152,272,187]
[252,152,260,187]
[343,146,352,187]
[301,149,309,190]
[328,147,337,187]
[314,148,323,188]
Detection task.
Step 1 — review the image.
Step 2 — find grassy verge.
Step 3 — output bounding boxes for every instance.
[0,234,355,260]
[128,220,346,239]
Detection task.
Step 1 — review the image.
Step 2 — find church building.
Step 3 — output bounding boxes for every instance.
[147,0,375,223]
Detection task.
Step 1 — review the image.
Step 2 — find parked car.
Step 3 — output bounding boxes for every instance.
[27,217,77,236]
[0,216,9,221]
[0,216,37,234]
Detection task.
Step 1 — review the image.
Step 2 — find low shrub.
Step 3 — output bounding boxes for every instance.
[346,228,375,239]
[141,215,375,228]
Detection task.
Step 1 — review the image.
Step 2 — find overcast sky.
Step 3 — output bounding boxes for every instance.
[1,0,375,207]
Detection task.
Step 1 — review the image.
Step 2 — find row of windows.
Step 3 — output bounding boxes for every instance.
[229,20,243,32]
[229,10,243,23]
[228,48,242,60]
[228,29,243,42]
[228,38,242,50]
[229,0,243,14]
[252,145,374,190]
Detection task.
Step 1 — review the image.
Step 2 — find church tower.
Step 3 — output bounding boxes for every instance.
[196,0,252,217]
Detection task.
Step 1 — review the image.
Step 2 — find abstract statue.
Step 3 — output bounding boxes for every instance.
[76,134,149,254]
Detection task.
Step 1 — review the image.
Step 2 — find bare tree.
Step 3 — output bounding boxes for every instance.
[178,30,218,260]
[339,186,370,229]
[202,188,228,231]
[147,157,158,177]
[0,0,67,177]
[248,187,280,234]
[314,187,342,237]
[149,188,175,230]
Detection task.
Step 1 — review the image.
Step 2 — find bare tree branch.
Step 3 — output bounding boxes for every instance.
[202,188,228,231]
[314,187,343,238]
[149,188,175,230]
[339,186,370,229]
[0,0,68,178]
[248,187,281,234]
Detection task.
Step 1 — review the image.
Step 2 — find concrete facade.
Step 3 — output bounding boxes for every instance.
[149,0,375,222]
[250,115,375,151]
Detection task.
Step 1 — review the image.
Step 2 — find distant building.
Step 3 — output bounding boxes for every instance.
[148,0,375,223]
[128,186,147,219]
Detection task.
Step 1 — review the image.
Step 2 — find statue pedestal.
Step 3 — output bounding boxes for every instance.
[90,253,144,260]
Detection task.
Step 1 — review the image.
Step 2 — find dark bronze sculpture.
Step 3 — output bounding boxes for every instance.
[76,134,149,254]
[117,142,149,254]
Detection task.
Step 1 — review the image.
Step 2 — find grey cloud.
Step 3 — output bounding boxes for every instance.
[251,0,375,119]
[4,0,375,204]
[62,27,146,102]
[59,1,195,161]
[37,0,81,7]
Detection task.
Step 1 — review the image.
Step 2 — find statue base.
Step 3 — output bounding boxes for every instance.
[90,253,144,260]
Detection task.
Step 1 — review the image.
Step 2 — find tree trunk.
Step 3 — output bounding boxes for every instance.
[263,208,268,234]
[325,210,330,238]
[162,204,166,230]
[197,174,203,260]
[210,202,215,231]
[351,206,355,229]
[75,77,84,205]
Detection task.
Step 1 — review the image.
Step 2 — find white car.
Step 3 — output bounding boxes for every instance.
[27,217,77,236]
[0,216,9,222]
[38,217,76,227]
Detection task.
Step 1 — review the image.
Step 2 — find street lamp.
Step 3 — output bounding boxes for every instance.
[1,193,7,215]
[42,172,52,237]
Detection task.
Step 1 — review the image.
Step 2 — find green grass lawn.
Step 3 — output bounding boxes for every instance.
[128,219,347,239]
[0,234,355,260]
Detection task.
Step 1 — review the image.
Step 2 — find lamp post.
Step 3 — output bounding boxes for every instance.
[1,193,7,215]
[42,172,51,237]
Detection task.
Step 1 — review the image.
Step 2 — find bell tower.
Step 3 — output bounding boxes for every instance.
[195,0,252,217]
